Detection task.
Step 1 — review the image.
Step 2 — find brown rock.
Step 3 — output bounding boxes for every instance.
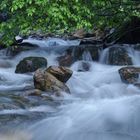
[46,66,73,83]
[119,67,140,84]
[33,69,70,95]
[58,54,73,67]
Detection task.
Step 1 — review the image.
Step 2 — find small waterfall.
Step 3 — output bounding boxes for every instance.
[82,50,92,61]
[99,44,139,66]
[99,48,109,64]
[77,50,92,71]
[126,46,140,66]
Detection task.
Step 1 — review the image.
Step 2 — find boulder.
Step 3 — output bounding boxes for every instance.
[57,49,73,67]
[108,46,132,65]
[34,69,70,95]
[46,66,73,83]
[58,54,73,67]
[15,57,47,73]
[119,67,140,84]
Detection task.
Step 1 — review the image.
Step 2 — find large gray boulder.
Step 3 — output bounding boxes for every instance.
[15,57,47,73]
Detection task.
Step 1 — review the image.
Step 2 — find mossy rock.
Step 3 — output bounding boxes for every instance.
[15,56,47,73]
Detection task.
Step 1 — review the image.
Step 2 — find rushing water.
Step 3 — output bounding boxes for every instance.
[0,39,140,140]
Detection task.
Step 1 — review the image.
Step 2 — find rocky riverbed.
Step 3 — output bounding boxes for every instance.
[0,35,140,140]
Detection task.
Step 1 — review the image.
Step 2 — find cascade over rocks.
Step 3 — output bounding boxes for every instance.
[46,66,73,83]
[57,43,102,67]
[15,57,47,73]
[119,67,140,84]
[73,44,102,61]
[108,46,132,65]
[33,66,72,95]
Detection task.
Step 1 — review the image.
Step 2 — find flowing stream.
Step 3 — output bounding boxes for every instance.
[0,38,140,140]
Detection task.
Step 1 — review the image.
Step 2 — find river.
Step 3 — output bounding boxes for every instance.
[0,38,140,140]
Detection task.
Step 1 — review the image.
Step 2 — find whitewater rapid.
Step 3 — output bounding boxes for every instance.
[0,39,140,140]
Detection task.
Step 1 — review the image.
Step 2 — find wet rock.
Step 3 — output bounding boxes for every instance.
[57,49,73,67]
[15,57,47,73]
[73,44,102,61]
[58,55,73,67]
[108,46,132,65]
[24,89,42,96]
[106,16,140,44]
[46,66,73,83]
[119,67,140,84]
[34,69,70,95]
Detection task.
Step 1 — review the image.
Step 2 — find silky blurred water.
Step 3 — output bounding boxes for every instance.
[0,39,140,140]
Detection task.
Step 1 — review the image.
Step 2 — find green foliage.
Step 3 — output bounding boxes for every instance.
[0,0,140,46]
